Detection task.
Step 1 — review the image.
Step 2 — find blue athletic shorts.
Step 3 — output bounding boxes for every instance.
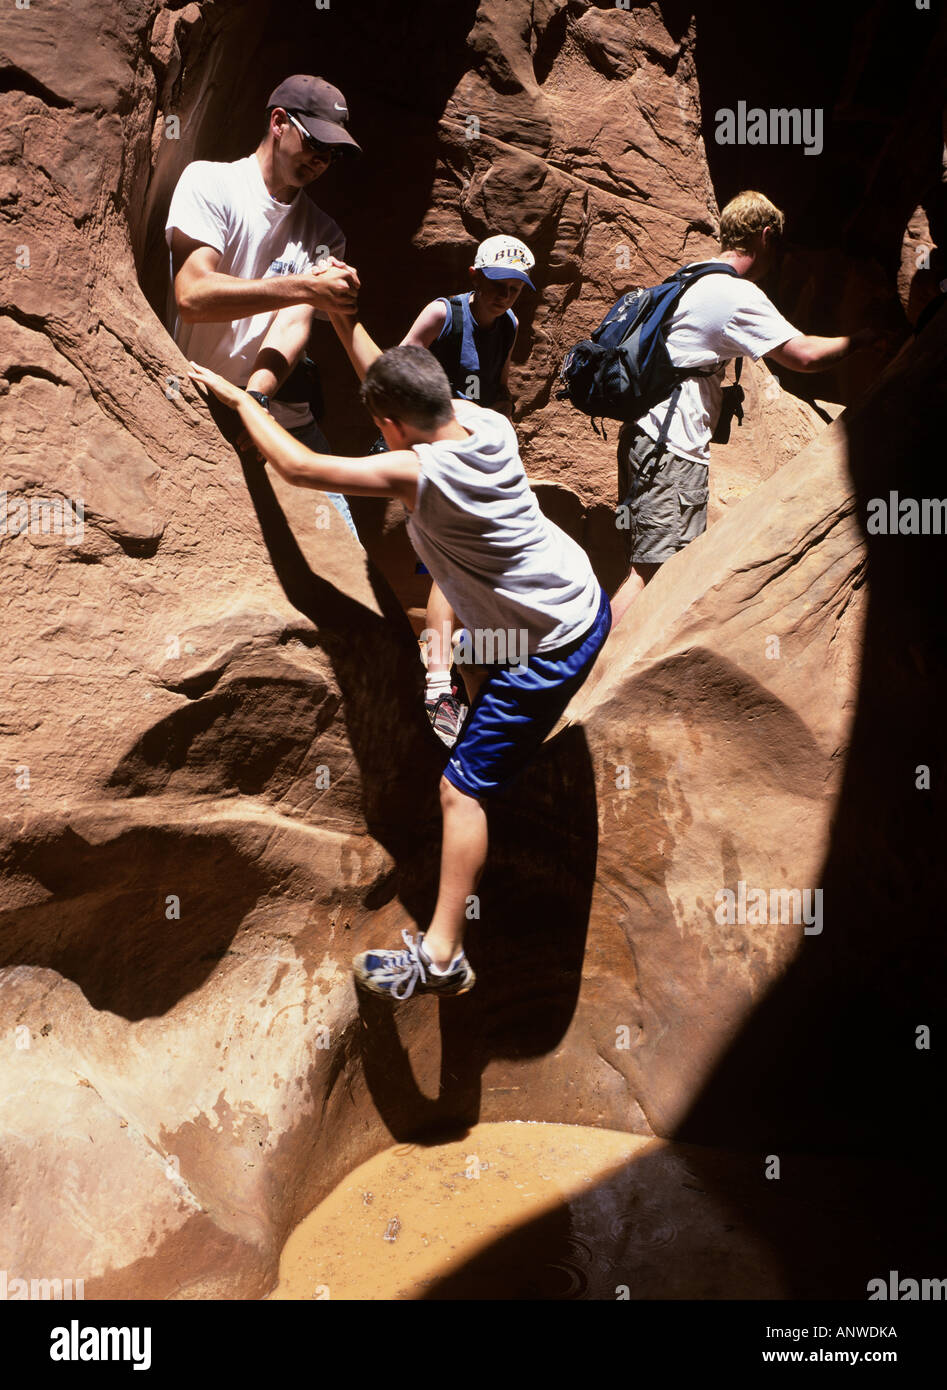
[444,586,611,799]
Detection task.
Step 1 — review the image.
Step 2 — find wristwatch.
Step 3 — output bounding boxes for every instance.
[246,389,270,410]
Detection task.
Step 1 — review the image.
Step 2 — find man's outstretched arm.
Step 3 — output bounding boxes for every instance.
[766,327,884,373]
[171,232,359,324]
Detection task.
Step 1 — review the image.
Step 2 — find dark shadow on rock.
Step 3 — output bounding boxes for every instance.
[234,442,444,876]
[106,669,343,801]
[660,306,947,1289]
[421,1140,939,1300]
[471,727,598,1060]
[354,725,600,1138]
[693,0,944,408]
[1,427,446,1022]
[676,317,947,1152]
[416,249,947,1308]
[0,825,269,1021]
[354,988,484,1143]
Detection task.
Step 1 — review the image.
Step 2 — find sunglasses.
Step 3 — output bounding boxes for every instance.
[286,111,343,163]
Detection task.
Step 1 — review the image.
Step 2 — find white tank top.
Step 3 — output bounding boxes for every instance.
[406,401,601,654]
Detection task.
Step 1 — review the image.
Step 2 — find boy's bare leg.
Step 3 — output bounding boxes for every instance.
[422,659,489,966]
[425,581,455,677]
[422,776,488,968]
[609,561,658,628]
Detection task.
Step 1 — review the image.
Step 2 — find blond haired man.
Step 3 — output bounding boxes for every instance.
[611,191,871,625]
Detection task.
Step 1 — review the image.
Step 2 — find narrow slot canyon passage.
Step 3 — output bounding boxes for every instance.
[2,0,944,1312]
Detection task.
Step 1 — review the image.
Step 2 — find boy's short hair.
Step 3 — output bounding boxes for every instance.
[719,191,786,252]
[361,346,454,429]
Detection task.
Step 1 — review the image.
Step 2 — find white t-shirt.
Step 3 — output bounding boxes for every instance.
[638,262,800,464]
[407,400,601,654]
[165,154,345,428]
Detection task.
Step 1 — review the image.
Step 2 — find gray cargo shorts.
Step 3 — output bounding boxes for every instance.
[616,422,709,565]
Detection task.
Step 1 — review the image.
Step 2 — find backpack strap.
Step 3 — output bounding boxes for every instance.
[439,296,516,401]
[655,382,683,450]
[653,263,741,439]
[710,356,745,443]
[499,308,517,363]
[663,261,741,291]
[442,294,466,394]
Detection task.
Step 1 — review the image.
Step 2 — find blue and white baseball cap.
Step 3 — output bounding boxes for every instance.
[473,235,536,290]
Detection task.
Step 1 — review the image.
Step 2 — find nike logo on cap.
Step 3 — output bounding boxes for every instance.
[334,102,347,114]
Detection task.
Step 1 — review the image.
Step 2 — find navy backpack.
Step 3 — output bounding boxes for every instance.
[555,263,741,438]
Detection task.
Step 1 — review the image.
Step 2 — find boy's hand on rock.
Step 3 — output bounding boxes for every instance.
[188,362,245,409]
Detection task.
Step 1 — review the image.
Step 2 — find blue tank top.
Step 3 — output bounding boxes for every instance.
[430,293,516,408]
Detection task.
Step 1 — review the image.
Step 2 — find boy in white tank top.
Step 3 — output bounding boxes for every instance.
[188,316,610,1001]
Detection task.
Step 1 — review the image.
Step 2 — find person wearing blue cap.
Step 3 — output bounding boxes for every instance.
[376,235,538,745]
[403,235,537,418]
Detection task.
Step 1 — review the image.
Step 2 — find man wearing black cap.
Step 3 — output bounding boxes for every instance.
[166,75,362,532]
